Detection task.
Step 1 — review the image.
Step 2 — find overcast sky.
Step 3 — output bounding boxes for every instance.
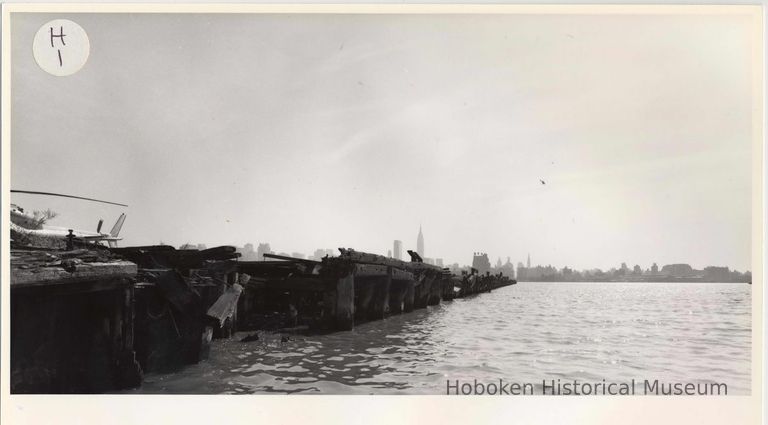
[10,11,756,271]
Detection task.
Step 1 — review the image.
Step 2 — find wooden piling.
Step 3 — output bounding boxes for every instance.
[356,280,373,320]
[389,282,404,314]
[414,275,432,309]
[428,273,443,306]
[321,289,336,323]
[404,279,415,312]
[335,273,354,331]
[388,268,413,314]
[369,270,391,320]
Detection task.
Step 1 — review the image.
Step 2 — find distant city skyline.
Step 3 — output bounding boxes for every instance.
[229,240,750,275]
[10,12,755,271]
[516,258,751,282]
[182,230,753,274]
[228,240,751,283]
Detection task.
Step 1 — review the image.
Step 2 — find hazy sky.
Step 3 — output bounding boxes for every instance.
[10,11,756,270]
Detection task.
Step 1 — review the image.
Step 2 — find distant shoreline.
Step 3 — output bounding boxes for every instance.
[517,279,751,284]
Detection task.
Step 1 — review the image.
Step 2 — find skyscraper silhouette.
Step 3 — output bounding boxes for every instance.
[472,252,491,274]
[393,240,403,260]
[527,253,531,268]
[417,225,424,257]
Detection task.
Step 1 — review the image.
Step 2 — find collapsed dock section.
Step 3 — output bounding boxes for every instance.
[110,245,244,370]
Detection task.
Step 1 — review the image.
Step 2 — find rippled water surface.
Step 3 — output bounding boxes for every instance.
[127,282,751,394]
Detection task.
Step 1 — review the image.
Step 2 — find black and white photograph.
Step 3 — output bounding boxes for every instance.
[1,3,764,424]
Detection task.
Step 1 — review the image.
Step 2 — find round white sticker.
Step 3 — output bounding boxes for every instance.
[32,19,90,76]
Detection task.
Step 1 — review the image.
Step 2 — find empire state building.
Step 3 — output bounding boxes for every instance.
[417,225,424,257]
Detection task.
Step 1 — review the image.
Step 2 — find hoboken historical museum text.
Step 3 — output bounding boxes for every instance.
[446,379,729,395]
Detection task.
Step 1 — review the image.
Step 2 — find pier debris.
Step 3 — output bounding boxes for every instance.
[240,332,260,342]
[112,245,243,371]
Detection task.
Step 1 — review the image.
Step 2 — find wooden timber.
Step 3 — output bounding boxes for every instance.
[335,273,355,331]
[11,249,137,290]
[263,253,320,264]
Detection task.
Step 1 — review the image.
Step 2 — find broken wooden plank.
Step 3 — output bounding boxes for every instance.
[153,270,203,318]
[200,246,239,260]
[11,261,137,288]
[206,284,243,327]
[263,253,321,264]
[112,245,240,270]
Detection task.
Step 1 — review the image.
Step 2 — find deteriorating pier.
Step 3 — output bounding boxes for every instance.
[10,245,515,393]
[236,248,516,333]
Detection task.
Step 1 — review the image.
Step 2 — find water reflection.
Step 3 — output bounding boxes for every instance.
[127,282,751,395]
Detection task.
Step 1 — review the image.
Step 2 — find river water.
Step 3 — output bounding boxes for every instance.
[126,282,752,395]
